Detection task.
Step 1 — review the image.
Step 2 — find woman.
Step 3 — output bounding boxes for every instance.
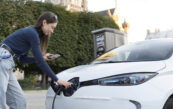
[0,11,71,109]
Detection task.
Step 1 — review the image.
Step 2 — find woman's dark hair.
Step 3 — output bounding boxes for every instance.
[34,11,58,55]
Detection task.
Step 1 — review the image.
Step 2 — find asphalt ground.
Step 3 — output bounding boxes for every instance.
[24,90,47,109]
[6,90,47,109]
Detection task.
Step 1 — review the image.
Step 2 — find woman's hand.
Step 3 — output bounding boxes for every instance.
[43,53,58,61]
[57,80,71,89]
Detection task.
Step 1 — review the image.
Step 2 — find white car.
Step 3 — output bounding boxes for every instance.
[46,39,173,109]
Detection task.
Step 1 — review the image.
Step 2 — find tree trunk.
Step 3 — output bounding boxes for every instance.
[42,73,47,88]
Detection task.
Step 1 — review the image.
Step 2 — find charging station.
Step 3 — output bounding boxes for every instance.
[92,28,127,58]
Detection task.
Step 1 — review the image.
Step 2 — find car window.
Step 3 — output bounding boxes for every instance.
[92,40,173,64]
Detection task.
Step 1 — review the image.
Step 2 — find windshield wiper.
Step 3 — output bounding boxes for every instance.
[95,61,135,64]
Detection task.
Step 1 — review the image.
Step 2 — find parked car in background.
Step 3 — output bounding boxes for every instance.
[46,39,173,109]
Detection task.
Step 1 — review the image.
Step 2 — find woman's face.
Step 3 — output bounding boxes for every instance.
[42,20,57,36]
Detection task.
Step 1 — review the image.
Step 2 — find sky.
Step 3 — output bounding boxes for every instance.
[88,0,173,43]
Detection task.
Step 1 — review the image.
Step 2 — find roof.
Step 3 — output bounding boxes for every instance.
[96,8,115,16]
[91,27,125,35]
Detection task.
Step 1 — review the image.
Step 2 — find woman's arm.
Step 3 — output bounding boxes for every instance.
[31,43,58,81]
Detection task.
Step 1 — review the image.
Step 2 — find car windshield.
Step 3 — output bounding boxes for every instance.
[92,40,173,64]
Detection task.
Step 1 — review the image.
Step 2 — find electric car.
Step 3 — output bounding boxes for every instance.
[46,39,173,109]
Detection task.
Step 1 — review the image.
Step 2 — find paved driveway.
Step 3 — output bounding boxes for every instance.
[24,90,47,109]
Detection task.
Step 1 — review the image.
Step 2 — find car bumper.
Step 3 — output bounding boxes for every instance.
[46,83,166,109]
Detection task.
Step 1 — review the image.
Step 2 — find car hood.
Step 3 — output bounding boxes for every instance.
[56,61,166,81]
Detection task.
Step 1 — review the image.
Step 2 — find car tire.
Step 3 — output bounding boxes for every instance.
[163,98,173,109]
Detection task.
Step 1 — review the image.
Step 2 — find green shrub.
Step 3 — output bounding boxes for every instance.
[18,75,35,89]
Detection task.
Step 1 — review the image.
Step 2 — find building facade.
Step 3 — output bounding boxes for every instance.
[45,0,88,12]
[146,30,173,40]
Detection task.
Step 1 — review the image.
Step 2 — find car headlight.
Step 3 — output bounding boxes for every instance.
[98,72,158,86]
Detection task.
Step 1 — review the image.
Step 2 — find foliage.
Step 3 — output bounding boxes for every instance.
[18,75,36,89]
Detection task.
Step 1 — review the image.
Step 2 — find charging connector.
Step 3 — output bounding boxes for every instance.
[50,77,80,109]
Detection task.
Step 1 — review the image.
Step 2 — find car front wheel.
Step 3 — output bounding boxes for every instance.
[163,98,173,109]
